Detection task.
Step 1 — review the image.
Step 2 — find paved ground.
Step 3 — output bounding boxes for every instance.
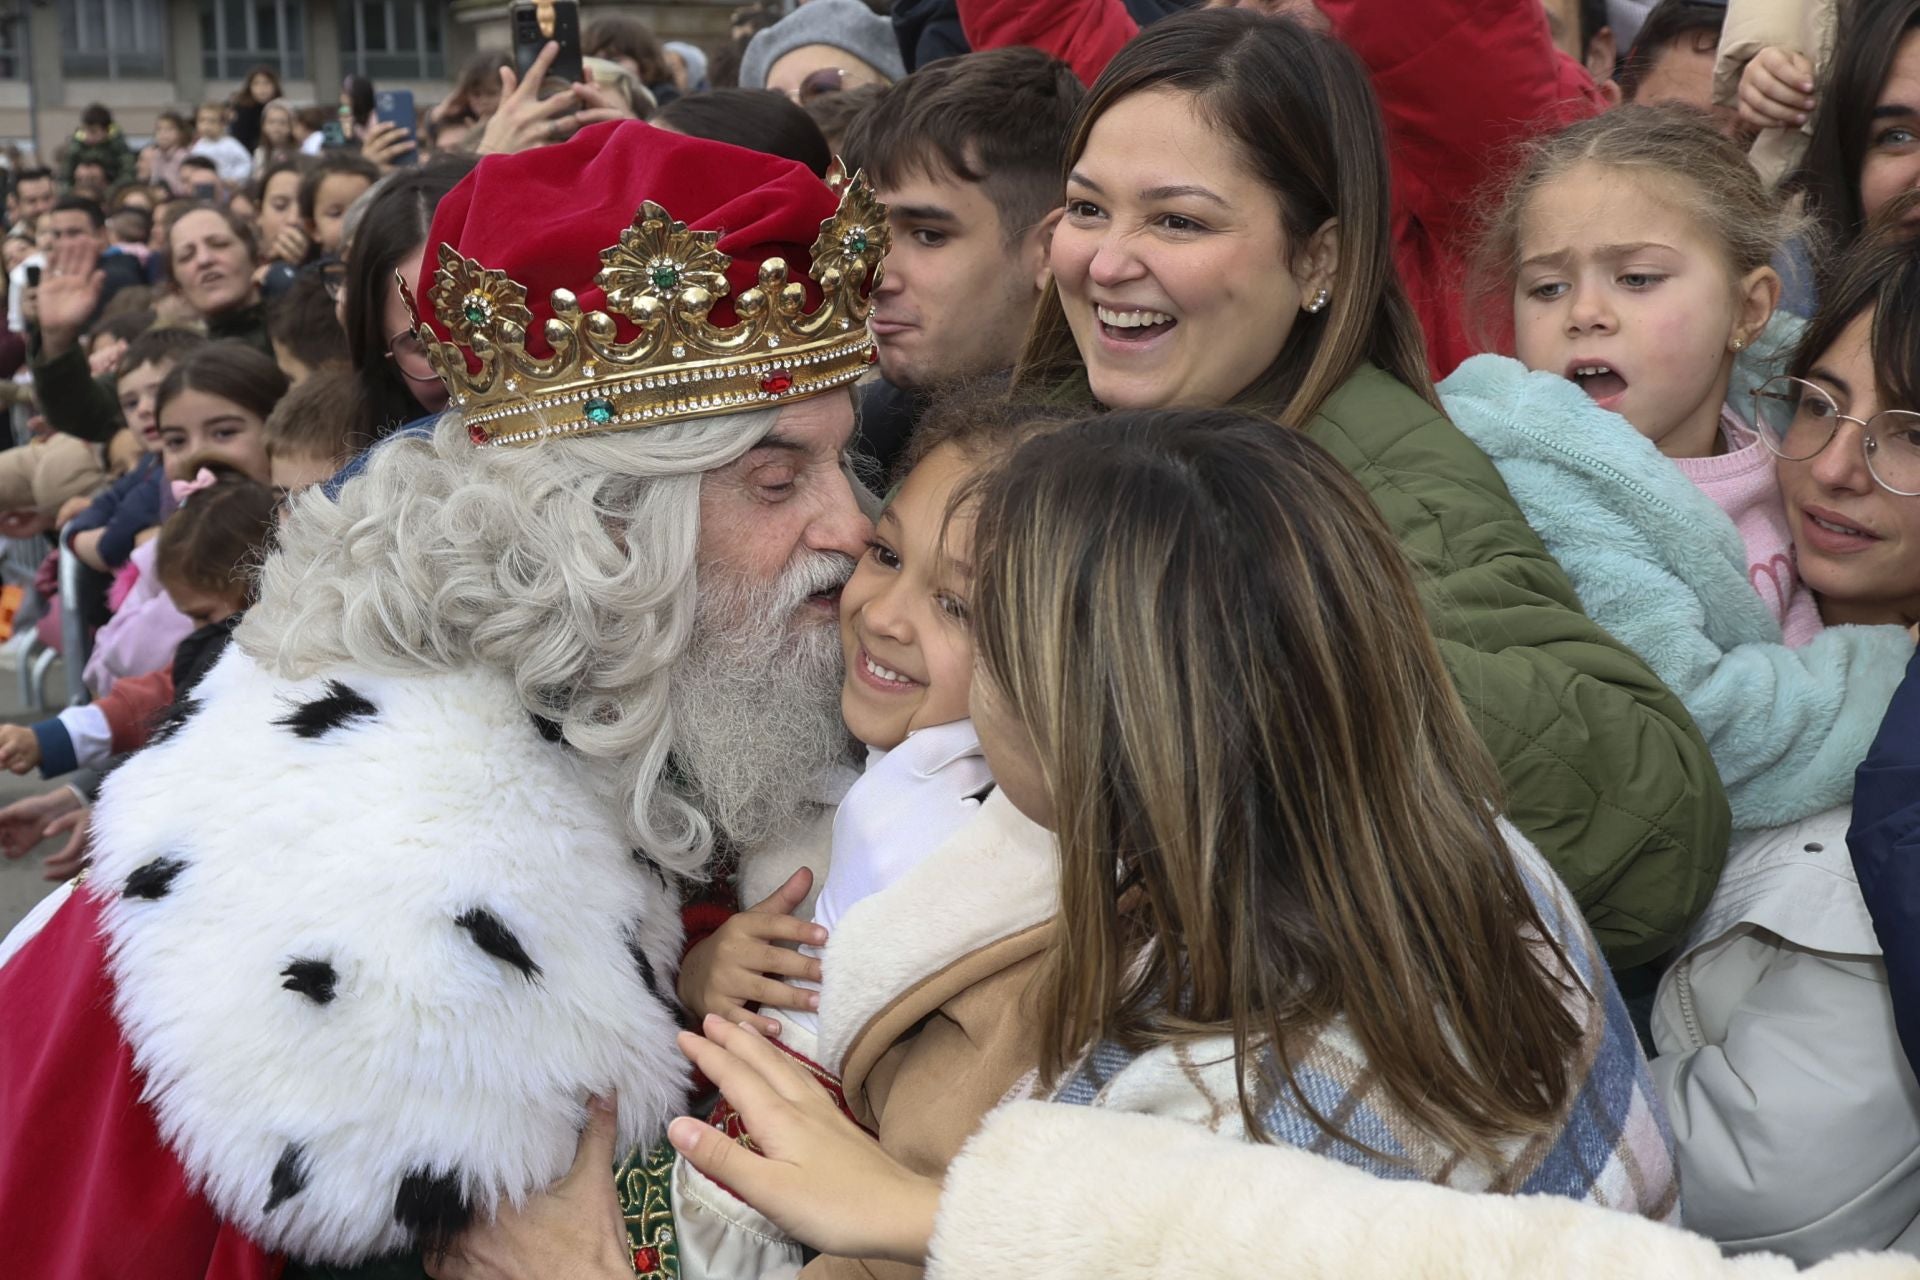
[0,652,80,937]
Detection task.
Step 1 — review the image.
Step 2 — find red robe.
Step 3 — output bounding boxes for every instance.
[0,885,284,1280]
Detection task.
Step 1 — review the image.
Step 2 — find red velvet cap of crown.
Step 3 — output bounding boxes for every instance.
[416,119,841,357]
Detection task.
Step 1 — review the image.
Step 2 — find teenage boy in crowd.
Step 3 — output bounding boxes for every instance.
[840,45,1083,471]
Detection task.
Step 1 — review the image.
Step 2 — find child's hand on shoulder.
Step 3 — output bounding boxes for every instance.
[0,724,41,775]
[1739,47,1818,130]
[678,868,826,1037]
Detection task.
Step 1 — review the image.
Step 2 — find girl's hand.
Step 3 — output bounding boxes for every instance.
[477,42,627,157]
[677,868,825,1036]
[1738,47,1818,129]
[359,119,417,172]
[0,724,42,775]
[267,223,311,266]
[669,1016,940,1265]
[42,806,91,882]
[423,1096,631,1280]
[0,786,81,859]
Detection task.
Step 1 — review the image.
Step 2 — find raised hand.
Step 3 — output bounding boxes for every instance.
[676,867,826,1036]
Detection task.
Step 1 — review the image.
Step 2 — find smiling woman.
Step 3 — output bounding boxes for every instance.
[1011,7,1730,968]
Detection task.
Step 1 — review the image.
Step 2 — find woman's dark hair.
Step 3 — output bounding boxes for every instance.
[654,89,831,177]
[585,13,672,86]
[232,65,284,107]
[344,157,478,439]
[1013,9,1434,426]
[1788,195,1920,413]
[449,51,514,121]
[155,340,290,425]
[154,458,280,608]
[1790,0,1920,254]
[971,408,1579,1161]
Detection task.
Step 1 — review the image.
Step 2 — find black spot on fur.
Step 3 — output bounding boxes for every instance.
[393,1166,471,1252]
[145,696,202,747]
[124,857,186,900]
[275,681,377,740]
[281,958,338,1004]
[529,712,565,744]
[264,1142,307,1213]
[627,932,673,1006]
[454,908,541,980]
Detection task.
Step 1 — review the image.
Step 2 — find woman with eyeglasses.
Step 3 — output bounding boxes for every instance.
[339,157,477,448]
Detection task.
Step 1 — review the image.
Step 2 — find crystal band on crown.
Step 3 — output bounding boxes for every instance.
[397,173,891,447]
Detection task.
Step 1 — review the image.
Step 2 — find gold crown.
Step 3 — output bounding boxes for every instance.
[399,172,890,447]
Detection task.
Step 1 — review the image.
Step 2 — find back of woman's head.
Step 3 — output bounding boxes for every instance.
[1015,9,1431,423]
[971,409,1579,1160]
[156,340,291,423]
[653,90,831,177]
[1793,0,1920,251]
[1471,104,1793,350]
[344,157,478,437]
[154,458,280,610]
[1790,195,1920,406]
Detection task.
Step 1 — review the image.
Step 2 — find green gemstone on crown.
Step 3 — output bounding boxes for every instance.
[846,229,869,254]
[651,264,680,291]
[584,398,616,425]
[463,301,488,326]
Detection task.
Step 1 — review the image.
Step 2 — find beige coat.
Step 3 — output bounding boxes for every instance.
[1715,0,1837,185]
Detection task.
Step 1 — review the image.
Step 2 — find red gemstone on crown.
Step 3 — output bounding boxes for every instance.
[760,369,794,395]
[467,422,489,446]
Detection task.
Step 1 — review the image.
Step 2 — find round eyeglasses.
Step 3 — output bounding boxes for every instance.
[1750,376,1920,497]
[385,329,437,382]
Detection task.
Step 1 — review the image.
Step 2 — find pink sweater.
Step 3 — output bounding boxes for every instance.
[1673,412,1824,648]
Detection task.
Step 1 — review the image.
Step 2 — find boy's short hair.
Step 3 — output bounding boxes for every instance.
[51,194,106,229]
[197,101,228,118]
[297,152,380,224]
[115,326,209,380]
[179,155,219,177]
[842,46,1085,245]
[262,365,364,463]
[1614,0,1725,98]
[897,375,1077,485]
[266,269,351,372]
[110,206,153,243]
[81,104,114,130]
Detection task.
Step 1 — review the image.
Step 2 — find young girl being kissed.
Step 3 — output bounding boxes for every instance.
[1442,105,1914,836]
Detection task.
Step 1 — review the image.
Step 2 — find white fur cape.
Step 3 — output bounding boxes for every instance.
[87,648,688,1265]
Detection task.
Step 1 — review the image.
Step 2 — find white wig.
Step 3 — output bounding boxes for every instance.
[239,407,779,875]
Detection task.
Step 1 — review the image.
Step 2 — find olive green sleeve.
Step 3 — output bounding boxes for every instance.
[30,344,123,445]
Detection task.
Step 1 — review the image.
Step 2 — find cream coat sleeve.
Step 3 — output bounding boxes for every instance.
[929,1105,1920,1274]
[928,1102,1920,1280]
[1652,934,1920,1263]
[1714,0,1836,183]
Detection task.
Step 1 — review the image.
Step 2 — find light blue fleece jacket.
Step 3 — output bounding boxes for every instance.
[1441,354,1912,833]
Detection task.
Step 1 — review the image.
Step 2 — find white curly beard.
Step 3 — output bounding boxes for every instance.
[670,551,856,851]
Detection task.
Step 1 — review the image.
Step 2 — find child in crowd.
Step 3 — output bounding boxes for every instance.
[0,465,278,781]
[138,111,192,196]
[63,328,208,574]
[265,273,349,385]
[82,341,283,694]
[188,101,254,187]
[1442,105,1913,834]
[63,104,137,191]
[255,99,300,174]
[299,153,380,259]
[262,366,361,488]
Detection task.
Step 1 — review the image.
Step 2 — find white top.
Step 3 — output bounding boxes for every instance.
[784,718,992,1036]
[188,135,254,185]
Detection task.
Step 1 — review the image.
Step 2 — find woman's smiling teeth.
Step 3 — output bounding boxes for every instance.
[1097,305,1176,332]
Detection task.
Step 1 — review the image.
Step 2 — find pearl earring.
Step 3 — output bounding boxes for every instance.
[1305,289,1330,314]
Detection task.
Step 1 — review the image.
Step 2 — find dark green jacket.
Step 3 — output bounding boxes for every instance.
[1307,364,1729,967]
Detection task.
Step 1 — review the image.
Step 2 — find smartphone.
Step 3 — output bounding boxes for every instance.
[511,0,585,98]
[192,182,218,201]
[321,114,349,150]
[23,265,39,288]
[375,89,418,165]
